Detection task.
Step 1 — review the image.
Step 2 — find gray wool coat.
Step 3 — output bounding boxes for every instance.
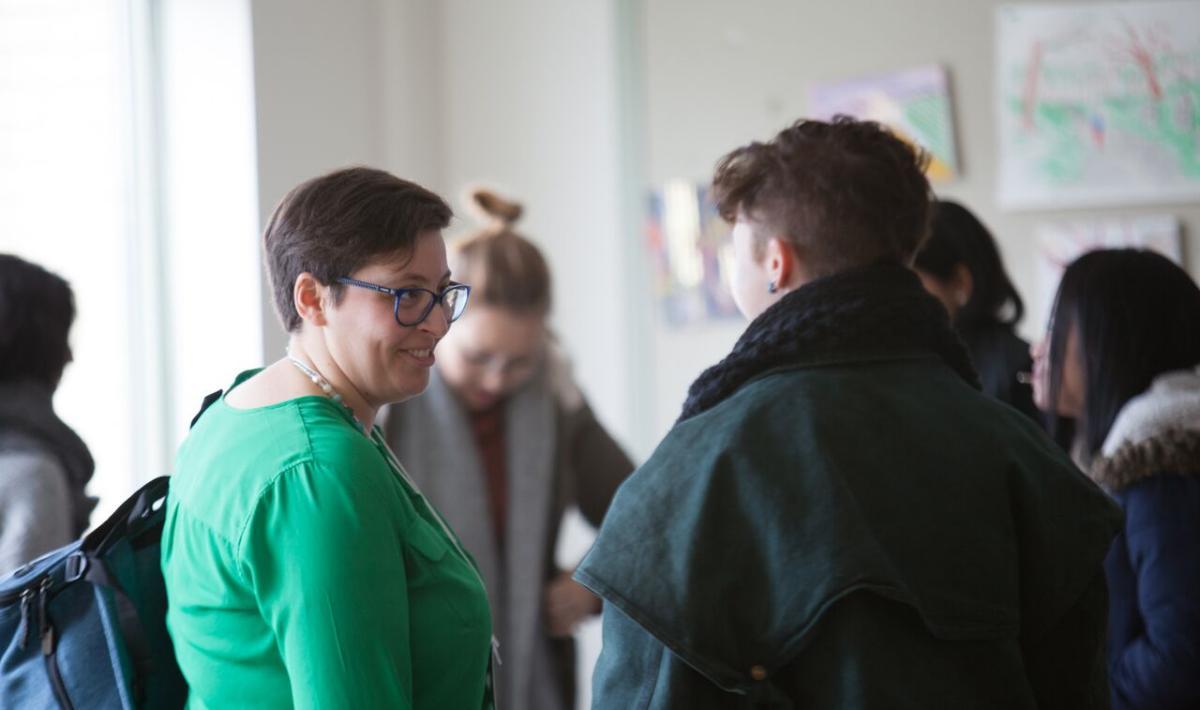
[0,381,96,576]
[382,351,633,710]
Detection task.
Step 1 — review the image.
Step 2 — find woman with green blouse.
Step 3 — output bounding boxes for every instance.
[161,167,494,709]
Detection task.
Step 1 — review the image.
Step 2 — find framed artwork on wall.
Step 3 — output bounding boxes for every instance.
[1031,214,1182,331]
[645,180,739,326]
[996,2,1200,209]
[808,64,960,183]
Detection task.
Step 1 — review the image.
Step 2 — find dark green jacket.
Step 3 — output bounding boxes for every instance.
[576,353,1122,709]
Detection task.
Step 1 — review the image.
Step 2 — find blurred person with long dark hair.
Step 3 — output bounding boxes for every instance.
[913,199,1038,421]
[1032,248,1200,710]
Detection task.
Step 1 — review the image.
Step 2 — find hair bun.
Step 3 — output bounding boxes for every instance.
[468,187,523,228]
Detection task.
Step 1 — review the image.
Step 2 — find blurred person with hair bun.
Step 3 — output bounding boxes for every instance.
[383,188,634,710]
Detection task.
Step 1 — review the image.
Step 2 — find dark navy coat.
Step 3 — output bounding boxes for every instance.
[1088,368,1200,710]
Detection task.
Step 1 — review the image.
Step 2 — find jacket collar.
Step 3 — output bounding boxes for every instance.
[1091,366,1200,491]
[678,262,979,423]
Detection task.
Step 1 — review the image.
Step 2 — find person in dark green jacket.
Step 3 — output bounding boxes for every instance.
[575,117,1123,709]
[162,168,494,709]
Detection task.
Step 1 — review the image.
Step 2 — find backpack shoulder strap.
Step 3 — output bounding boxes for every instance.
[189,389,223,429]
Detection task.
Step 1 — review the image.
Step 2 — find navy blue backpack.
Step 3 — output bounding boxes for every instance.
[0,392,220,709]
[0,477,184,709]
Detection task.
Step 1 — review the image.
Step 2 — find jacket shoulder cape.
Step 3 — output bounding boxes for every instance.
[576,356,1121,695]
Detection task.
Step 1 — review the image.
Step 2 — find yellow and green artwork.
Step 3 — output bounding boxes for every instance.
[807,65,959,183]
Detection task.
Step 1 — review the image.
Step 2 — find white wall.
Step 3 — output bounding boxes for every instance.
[436,0,634,450]
[640,0,1200,438]
[377,0,445,189]
[250,0,390,357]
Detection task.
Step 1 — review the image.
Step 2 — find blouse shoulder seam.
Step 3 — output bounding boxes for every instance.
[231,457,317,583]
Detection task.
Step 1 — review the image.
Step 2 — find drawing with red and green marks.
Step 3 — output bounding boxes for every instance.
[996,1,1200,209]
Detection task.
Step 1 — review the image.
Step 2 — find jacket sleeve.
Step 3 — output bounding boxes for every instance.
[566,400,635,527]
[237,460,413,709]
[0,451,74,575]
[1109,475,1200,709]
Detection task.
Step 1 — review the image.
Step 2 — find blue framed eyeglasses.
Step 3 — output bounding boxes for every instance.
[336,277,471,327]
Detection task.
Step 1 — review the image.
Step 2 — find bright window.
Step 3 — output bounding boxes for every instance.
[0,0,260,523]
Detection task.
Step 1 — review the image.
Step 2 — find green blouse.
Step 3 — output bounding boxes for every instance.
[161,370,493,709]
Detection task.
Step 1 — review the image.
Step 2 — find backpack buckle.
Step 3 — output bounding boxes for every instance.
[63,552,88,583]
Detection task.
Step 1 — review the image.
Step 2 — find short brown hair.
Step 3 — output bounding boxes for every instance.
[712,115,933,276]
[263,167,452,332]
[452,188,552,316]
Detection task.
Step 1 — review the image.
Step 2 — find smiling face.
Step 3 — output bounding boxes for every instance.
[321,229,453,407]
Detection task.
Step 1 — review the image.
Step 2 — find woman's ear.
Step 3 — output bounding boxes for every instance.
[293,272,329,327]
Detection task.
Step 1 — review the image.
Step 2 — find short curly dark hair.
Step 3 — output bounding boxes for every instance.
[712,115,933,276]
[0,254,75,388]
[264,167,453,332]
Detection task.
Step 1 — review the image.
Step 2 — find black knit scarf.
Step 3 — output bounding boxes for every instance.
[678,262,980,423]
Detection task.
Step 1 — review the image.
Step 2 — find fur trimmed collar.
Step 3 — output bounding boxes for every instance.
[678,262,979,423]
[1091,367,1200,491]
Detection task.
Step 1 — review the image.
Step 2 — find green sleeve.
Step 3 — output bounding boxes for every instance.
[237,460,412,709]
